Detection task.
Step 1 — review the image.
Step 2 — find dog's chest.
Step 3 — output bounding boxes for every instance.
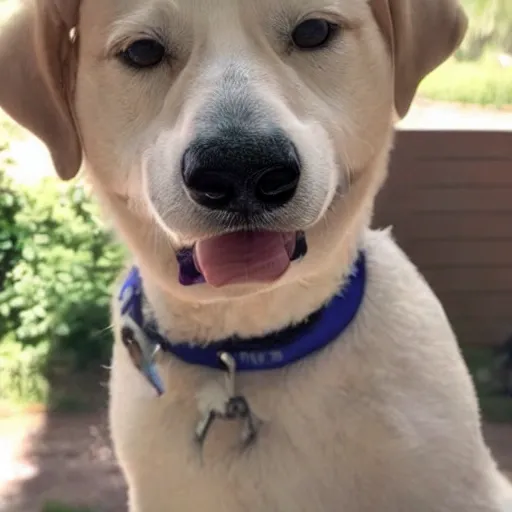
[109,336,430,512]
[109,328,503,512]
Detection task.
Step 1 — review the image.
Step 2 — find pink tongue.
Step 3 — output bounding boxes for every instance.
[195,232,295,287]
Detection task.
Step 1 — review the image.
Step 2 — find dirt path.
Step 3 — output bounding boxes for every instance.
[0,408,510,512]
[0,410,126,512]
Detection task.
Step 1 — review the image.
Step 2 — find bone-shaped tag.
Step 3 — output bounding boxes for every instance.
[194,353,262,450]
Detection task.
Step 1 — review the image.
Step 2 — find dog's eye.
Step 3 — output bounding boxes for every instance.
[119,39,166,69]
[291,19,338,50]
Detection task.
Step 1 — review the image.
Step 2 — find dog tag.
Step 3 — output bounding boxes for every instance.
[194,352,261,449]
[220,351,237,397]
[121,316,165,397]
[226,395,261,446]
[195,409,216,446]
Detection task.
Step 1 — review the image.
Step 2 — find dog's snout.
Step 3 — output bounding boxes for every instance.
[181,132,300,213]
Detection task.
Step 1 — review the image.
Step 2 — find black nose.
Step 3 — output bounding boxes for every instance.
[181,131,300,213]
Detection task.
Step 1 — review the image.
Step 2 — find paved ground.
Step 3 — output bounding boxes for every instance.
[398,98,512,131]
[0,408,510,512]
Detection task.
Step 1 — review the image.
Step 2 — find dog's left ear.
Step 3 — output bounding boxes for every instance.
[371,0,468,118]
[0,0,82,180]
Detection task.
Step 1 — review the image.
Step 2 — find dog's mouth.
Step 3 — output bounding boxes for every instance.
[176,231,307,287]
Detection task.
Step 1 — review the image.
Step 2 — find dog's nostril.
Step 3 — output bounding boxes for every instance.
[255,165,300,205]
[256,166,300,196]
[182,148,234,208]
[187,174,234,208]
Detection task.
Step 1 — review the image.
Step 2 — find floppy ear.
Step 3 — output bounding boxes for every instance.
[0,0,82,180]
[371,0,468,118]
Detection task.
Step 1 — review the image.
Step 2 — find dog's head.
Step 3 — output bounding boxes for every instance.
[0,0,466,299]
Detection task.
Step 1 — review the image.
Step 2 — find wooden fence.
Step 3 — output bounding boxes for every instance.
[374,130,512,346]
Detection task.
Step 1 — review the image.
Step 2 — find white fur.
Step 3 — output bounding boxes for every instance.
[110,229,511,511]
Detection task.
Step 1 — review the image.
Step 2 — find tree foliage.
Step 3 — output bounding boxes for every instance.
[460,0,512,59]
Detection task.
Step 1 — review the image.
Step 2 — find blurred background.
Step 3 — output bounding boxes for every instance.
[0,0,511,511]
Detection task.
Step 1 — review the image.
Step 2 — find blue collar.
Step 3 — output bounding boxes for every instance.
[119,253,366,384]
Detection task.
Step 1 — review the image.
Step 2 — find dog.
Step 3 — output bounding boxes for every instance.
[1,0,512,510]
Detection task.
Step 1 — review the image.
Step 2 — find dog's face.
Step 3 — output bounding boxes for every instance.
[78,0,392,236]
[75,0,396,290]
[0,0,466,299]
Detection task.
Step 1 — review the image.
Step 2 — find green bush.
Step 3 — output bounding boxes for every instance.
[42,502,95,512]
[0,169,126,403]
[0,164,22,289]
[0,339,50,404]
[463,346,512,423]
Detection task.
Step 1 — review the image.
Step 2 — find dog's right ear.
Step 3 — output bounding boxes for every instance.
[371,0,467,119]
[0,0,82,180]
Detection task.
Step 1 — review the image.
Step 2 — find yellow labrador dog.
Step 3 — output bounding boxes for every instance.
[1,0,511,511]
